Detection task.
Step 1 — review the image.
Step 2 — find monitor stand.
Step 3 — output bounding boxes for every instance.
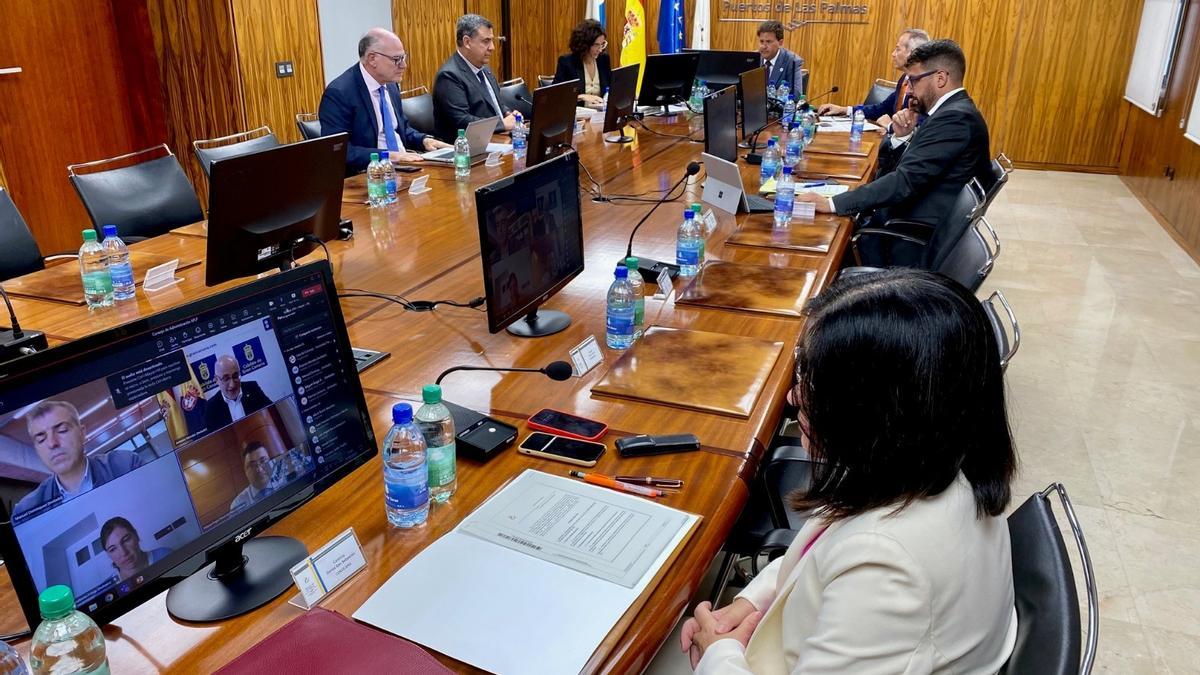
[506,308,571,337]
[604,116,634,143]
[165,536,307,622]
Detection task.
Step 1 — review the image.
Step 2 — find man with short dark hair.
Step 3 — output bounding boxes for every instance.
[432,14,517,141]
[319,27,451,175]
[818,29,930,127]
[229,441,283,511]
[756,20,804,95]
[796,40,993,267]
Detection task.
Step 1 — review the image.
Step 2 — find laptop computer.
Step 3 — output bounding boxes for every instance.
[701,152,775,214]
[421,115,500,164]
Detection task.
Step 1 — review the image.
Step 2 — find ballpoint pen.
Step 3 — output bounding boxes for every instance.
[568,471,665,497]
[613,476,684,489]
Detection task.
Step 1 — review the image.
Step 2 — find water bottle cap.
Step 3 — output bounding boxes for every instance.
[380,151,390,160]
[691,203,702,213]
[102,224,117,237]
[514,112,522,122]
[39,584,75,619]
[457,129,467,137]
[82,229,97,241]
[625,256,639,269]
[614,265,628,279]
[421,384,442,404]
[391,402,413,424]
[782,166,793,175]
[766,138,776,147]
[684,209,695,219]
[370,152,380,162]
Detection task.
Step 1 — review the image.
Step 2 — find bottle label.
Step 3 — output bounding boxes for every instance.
[676,245,700,266]
[385,178,397,195]
[634,297,645,327]
[606,310,633,336]
[427,443,456,487]
[84,270,113,294]
[368,181,384,199]
[455,154,469,169]
[385,467,428,509]
[109,262,134,287]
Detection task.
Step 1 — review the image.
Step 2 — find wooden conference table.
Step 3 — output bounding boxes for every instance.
[0,114,878,673]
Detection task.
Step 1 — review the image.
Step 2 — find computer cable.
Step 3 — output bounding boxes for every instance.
[337,288,485,313]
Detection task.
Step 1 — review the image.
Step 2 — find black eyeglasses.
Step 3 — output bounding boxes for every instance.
[371,51,407,67]
[908,69,944,83]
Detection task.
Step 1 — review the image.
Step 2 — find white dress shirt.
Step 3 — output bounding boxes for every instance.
[359,63,404,151]
[223,390,247,422]
[457,51,504,118]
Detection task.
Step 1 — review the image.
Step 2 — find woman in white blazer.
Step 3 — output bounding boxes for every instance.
[680,269,1019,674]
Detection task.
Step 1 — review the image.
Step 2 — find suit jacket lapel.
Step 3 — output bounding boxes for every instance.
[353,68,379,138]
[456,52,490,112]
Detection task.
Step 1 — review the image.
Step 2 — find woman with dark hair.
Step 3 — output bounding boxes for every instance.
[680,269,1019,673]
[101,516,173,582]
[553,19,611,107]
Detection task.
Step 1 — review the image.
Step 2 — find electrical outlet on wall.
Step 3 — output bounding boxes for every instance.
[275,61,294,78]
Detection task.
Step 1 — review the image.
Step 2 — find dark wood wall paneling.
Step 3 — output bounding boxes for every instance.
[1121,0,1200,262]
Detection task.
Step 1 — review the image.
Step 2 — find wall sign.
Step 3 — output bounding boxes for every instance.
[719,2,870,28]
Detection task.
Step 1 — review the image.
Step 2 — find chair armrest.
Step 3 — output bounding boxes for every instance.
[838,265,884,280]
[43,253,79,268]
[850,228,929,266]
[766,444,814,468]
[880,218,936,237]
[752,528,798,572]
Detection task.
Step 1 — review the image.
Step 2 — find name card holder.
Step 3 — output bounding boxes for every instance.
[288,527,368,610]
[142,258,181,292]
[484,151,503,167]
[569,335,605,376]
[408,175,431,195]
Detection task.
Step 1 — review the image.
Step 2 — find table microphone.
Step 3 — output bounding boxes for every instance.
[807,85,839,105]
[622,161,702,283]
[435,360,574,385]
[0,285,47,366]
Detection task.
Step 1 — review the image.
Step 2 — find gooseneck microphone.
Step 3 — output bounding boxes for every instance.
[435,360,574,385]
[0,285,47,366]
[807,85,840,105]
[622,161,702,282]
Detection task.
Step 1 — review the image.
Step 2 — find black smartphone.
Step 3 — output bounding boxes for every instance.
[396,165,422,173]
[518,432,606,467]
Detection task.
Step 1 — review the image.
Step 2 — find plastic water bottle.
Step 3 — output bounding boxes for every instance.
[602,87,609,110]
[383,403,429,528]
[676,209,704,277]
[366,152,386,207]
[379,151,398,204]
[782,96,796,128]
[778,82,791,106]
[760,138,780,187]
[0,640,28,675]
[78,230,112,309]
[454,129,471,180]
[851,105,865,142]
[606,266,636,350]
[767,83,777,102]
[784,123,804,169]
[416,384,456,504]
[29,586,107,675]
[512,113,527,159]
[800,105,818,146]
[624,257,645,339]
[774,166,796,229]
[692,202,711,236]
[101,225,134,302]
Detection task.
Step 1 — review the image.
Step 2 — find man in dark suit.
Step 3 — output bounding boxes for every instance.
[432,14,517,141]
[318,27,450,174]
[818,29,930,128]
[796,40,994,267]
[756,21,805,95]
[204,355,272,430]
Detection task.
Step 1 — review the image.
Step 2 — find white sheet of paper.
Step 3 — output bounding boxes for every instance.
[816,118,883,133]
[353,470,697,675]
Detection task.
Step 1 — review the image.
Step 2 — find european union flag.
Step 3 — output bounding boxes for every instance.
[657,0,684,54]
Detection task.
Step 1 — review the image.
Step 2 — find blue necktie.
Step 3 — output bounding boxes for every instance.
[377,86,400,152]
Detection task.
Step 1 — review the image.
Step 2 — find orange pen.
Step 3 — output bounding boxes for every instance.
[568,470,665,498]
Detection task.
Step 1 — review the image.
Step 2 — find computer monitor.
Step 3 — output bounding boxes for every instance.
[205,134,348,287]
[476,152,584,338]
[685,49,760,94]
[0,260,377,625]
[602,64,640,143]
[526,80,580,167]
[740,66,769,143]
[704,85,738,163]
[638,52,700,111]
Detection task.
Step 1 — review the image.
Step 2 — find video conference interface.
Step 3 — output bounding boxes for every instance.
[0,272,368,615]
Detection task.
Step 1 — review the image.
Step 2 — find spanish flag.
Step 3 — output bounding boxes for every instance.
[621,0,647,93]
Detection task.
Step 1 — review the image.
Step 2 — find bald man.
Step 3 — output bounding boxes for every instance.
[203,355,272,431]
[319,27,451,174]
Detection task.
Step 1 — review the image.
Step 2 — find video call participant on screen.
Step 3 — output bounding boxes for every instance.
[204,356,271,431]
[102,516,172,583]
[230,441,285,511]
[12,401,142,521]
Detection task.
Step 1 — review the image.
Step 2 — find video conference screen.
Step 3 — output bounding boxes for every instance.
[0,268,370,616]
[478,154,584,330]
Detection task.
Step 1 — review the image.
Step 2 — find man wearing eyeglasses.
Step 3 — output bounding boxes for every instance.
[319,27,451,175]
[204,355,271,431]
[796,40,994,267]
[432,14,518,142]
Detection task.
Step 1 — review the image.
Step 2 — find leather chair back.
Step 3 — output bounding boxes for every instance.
[1000,490,1082,675]
[194,129,280,177]
[864,79,895,107]
[0,187,45,281]
[403,93,436,136]
[500,81,533,119]
[982,290,1020,370]
[537,75,555,88]
[69,147,204,241]
[937,221,995,292]
[296,113,322,140]
[925,183,980,270]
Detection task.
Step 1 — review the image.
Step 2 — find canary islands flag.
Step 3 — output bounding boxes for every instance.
[658,0,684,54]
[621,0,647,92]
[586,0,605,25]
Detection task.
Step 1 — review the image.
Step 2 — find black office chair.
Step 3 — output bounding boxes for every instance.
[799,69,810,96]
[401,86,436,136]
[864,78,896,107]
[68,144,204,241]
[499,78,533,119]
[983,290,1020,371]
[936,216,1001,292]
[1001,483,1098,675]
[295,112,322,140]
[193,126,280,177]
[0,187,51,281]
[848,182,981,270]
[537,74,555,88]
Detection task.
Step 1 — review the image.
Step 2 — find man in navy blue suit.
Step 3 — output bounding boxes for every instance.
[319,28,450,175]
[818,29,930,128]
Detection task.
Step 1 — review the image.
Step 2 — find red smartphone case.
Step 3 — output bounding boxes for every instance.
[527,408,608,441]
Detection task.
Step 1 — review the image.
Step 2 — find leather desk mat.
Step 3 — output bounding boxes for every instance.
[676,261,817,318]
[724,214,838,253]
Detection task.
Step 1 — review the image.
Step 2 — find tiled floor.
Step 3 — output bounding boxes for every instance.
[982,170,1200,672]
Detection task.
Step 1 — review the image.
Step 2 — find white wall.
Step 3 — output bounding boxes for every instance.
[318,0,394,84]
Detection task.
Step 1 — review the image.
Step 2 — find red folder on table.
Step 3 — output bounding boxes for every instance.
[216,607,451,674]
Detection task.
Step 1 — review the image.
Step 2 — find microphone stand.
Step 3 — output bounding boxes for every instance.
[621,162,700,282]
